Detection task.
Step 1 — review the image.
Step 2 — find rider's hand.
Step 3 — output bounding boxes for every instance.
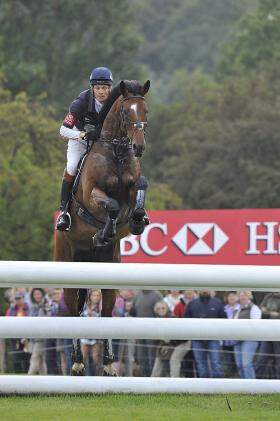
[84,129,98,141]
[79,131,86,140]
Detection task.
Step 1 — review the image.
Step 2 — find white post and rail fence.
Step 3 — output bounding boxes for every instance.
[0,260,280,394]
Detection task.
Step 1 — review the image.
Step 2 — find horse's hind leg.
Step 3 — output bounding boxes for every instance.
[93,242,118,375]
[101,288,117,375]
[129,175,149,235]
[64,288,87,376]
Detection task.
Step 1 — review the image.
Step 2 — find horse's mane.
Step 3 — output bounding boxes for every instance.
[98,80,144,126]
[98,84,121,126]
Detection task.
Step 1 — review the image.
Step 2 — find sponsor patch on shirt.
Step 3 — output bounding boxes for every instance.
[63,112,77,128]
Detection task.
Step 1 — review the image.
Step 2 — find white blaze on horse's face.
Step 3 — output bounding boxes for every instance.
[131,103,137,113]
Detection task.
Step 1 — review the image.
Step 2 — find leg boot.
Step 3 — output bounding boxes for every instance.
[56,178,74,231]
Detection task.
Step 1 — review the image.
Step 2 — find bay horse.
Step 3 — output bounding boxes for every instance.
[55,80,150,375]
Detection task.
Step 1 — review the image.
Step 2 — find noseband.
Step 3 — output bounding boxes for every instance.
[120,95,148,132]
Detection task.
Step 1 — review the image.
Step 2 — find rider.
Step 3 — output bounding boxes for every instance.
[56,67,114,231]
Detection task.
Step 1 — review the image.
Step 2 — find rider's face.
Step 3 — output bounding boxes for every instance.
[93,84,111,103]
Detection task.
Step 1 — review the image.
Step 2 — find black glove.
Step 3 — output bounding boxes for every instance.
[84,128,99,141]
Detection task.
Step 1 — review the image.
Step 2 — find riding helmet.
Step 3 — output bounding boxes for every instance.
[89,67,113,86]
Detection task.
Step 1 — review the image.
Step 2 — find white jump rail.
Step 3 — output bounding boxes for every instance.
[1,317,280,340]
[0,260,280,290]
[1,376,280,394]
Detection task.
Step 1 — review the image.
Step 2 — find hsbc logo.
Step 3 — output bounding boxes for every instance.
[121,222,229,257]
[172,223,229,255]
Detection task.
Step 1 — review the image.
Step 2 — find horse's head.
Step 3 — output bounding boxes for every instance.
[119,80,150,157]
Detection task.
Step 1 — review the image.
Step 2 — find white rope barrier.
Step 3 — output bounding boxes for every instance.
[0,260,280,290]
[1,376,280,394]
[1,317,280,340]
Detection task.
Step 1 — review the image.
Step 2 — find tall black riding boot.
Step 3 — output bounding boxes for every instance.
[56,179,74,231]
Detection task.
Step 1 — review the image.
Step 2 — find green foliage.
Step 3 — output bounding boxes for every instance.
[0,0,140,107]
[134,0,257,76]
[146,183,183,210]
[0,86,62,260]
[144,69,280,209]
[218,0,280,76]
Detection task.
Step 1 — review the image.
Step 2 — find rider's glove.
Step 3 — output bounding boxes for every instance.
[79,131,86,140]
[84,129,98,141]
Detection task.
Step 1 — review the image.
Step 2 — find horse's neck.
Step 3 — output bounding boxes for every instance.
[100,98,122,140]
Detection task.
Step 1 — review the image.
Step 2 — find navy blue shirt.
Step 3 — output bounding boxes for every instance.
[184,297,226,319]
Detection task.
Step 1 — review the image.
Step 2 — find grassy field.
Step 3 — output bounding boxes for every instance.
[1,394,280,421]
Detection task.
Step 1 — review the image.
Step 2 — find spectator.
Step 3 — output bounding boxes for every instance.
[45,288,62,375]
[81,289,102,376]
[151,300,174,376]
[130,289,163,376]
[233,291,261,379]
[255,292,280,379]
[173,291,198,318]
[28,288,51,375]
[6,291,30,373]
[185,290,226,378]
[151,300,191,378]
[57,290,72,375]
[223,291,240,377]
[113,290,136,376]
[163,290,181,313]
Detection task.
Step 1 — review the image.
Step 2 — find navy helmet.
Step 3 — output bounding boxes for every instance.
[89,67,113,86]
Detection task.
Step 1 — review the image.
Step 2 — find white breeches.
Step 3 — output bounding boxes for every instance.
[66,139,88,176]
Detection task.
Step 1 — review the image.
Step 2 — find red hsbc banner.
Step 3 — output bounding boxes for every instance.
[120,209,280,265]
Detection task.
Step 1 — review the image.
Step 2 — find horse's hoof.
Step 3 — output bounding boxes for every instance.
[129,219,145,235]
[132,208,146,222]
[103,364,117,376]
[71,362,85,376]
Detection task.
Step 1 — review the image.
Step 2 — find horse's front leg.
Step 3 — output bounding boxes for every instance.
[101,289,117,376]
[129,175,149,235]
[90,188,120,247]
[64,288,87,376]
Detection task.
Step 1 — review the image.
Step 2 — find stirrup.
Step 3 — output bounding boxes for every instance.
[56,212,71,231]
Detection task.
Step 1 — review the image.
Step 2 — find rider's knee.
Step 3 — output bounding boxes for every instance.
[64,168,75,182]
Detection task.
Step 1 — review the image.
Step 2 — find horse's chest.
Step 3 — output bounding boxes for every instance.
[106,170,135,191]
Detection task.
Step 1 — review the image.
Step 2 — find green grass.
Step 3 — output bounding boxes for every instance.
[1,395,280,421]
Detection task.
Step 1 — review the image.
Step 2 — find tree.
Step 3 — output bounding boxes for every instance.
[218,0,280,77]
[0,86,63,260]
[0,0,140,107]
[134,0,257,76]
[144,69,280,209]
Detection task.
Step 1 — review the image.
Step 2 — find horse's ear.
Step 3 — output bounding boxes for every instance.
[143,80,150,95]
[119,80,127,96]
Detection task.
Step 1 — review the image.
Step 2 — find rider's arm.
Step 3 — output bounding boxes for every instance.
[60,98,86,140]
[60,123,83,140]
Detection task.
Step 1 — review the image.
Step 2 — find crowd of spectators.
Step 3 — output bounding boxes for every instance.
[1,287,280,379]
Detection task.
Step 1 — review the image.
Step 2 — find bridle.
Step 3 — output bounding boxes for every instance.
[120,95,148,136]
[98,94,148,162]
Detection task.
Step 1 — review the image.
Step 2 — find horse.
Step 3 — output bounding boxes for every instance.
[55,79,150,375]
